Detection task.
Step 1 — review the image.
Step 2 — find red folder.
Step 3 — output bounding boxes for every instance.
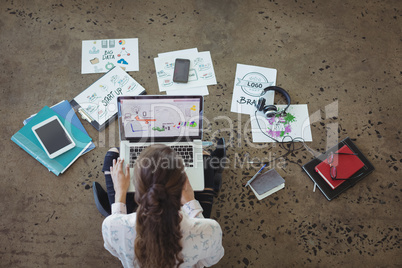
[315,145,365,189]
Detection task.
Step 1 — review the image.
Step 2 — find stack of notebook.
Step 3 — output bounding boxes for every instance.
[315,145,365,190]
[302,137,375,201]
[11,100,94,176]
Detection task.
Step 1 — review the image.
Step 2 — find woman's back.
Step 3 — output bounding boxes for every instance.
[102,145,224,267]
[102,200,224,268]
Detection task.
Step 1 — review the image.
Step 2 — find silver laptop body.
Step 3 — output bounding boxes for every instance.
[118,95,204,192]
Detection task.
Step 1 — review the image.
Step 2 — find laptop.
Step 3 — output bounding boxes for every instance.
[117,95,205,192]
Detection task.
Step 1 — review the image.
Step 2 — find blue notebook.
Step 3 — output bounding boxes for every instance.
[23,100,95,155]
[12,106,93,176]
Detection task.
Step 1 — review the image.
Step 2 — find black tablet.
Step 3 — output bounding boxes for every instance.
[32,116,76,159]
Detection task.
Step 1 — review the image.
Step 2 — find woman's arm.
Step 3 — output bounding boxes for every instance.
[181,175,195,205]
[181,175,204,218]
[110,157,131,214]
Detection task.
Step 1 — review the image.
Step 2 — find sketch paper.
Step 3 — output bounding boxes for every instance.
[250,104,313,143]
[73,67,145,126]
[230,64,277,115]
[154,51,217,92]
[82,38,139,74]
[156,48,208,96]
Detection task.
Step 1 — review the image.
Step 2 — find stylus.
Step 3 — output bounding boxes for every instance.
[245,164,267,187]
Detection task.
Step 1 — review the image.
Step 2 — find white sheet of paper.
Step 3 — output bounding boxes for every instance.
[157,49,209,96]
[165,86,209,96]
[154,51,217,92]
[73,67,145,126]
[230,64,277,114]
[250,104,313,143]
[82,38,139,74]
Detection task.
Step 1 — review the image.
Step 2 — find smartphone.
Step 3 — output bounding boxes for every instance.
[173,58,190,83]
[32,116,76,159]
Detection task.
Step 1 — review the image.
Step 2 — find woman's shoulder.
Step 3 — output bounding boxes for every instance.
[102,212,137,230]
[181,213,222,235]
[102,213,137,249]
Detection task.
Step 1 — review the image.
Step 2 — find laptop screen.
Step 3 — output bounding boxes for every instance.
[118,95,203,142]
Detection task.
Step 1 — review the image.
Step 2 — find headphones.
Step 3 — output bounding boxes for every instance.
[255,86,291,118]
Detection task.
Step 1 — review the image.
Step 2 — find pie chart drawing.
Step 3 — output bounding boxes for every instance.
[119,40,126,45]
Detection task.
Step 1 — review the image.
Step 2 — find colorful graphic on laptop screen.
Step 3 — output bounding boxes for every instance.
[119,96,202,140]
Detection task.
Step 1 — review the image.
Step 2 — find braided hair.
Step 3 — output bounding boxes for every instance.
[133,144,186,267]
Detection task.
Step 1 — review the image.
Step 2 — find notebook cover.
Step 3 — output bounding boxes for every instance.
[315,145,365,189]
[23,100,95,155]
[250,168,285,200]
[251,168,285,195]
[11,106,92,175]
[302,137,375,201]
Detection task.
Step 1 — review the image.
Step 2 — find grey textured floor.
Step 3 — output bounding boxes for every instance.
[1,0,401,267]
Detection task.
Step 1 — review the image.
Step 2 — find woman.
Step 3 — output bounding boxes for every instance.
[102,144,224,267]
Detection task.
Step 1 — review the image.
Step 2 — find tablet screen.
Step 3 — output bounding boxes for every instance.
[34,118,74,154]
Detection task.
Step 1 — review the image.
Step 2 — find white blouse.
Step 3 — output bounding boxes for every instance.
[102,200,224,267]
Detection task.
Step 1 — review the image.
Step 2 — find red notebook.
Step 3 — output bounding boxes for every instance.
[315,145,365,189]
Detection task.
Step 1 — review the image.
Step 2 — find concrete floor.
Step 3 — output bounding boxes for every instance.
[1,0,401,267]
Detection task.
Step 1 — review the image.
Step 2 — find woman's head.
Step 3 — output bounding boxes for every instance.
[134,144,186,211]
[133,144,186,267]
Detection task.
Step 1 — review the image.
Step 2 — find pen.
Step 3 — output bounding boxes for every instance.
[245,164,267,187]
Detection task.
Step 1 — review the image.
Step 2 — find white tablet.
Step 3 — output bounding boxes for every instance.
[32,116,76,159]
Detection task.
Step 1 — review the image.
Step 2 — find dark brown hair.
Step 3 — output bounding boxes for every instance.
[133,144,186,267]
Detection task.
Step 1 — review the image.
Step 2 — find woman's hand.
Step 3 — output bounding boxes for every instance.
[181,175,195,205]
[110,157,130,204]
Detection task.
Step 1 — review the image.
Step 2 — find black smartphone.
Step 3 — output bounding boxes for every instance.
[173,58,190,83]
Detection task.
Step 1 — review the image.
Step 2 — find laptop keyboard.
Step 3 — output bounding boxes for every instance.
[129,145,194,168]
